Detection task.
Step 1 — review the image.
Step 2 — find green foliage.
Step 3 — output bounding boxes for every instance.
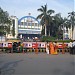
[0,7,11,35]
[37,4,55,36]
[41,36,57,42]
[52,40,73,43]
[37,4,75,40]
[41,36,73,43]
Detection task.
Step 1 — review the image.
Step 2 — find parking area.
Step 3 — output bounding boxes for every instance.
[0,53,75,75]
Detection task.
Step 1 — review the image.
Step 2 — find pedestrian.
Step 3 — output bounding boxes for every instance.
[72,40,75,47]
[49,42,55,54]
[62,42,65,54]
[46,42,49,54]
[35,42,38,54]
[54,42,58,54]
[18,45,20,53]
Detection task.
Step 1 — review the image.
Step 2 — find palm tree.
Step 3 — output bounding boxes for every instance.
[37,4,55,36]
[68,11,75,39]
[53,13,64,39]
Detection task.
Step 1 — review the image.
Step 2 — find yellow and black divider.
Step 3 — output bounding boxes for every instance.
[65,49,70,52]
[27,48,32,52]
[57,49,62,52]
[23,48,46,53]
[23,48,70,53]
[38,48,46,52]
[57,48,70,53]
[39,48,42,52]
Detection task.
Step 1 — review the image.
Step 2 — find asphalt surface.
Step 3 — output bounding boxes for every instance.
[0,53,75,75]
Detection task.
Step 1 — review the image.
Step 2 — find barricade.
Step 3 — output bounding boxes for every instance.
[0,42,13,53]
[57,48,69,53]
[0,41,70,54]
[23,42,46,53]
[57,43,69,53]
[22,42,70,54]
[57,49,62,52]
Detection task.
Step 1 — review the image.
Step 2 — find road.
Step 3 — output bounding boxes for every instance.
[0,53,75,75]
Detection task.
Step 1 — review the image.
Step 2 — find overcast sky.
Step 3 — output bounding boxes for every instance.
[0,0,74,19]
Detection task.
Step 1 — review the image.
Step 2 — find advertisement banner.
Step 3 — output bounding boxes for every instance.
[38,43,41,48]
[0,43,3,47]
[23,42,46,48]
[3,42,8,47]
[41,43,46,48]
[8,43,12,48]
[27,43,32,48]
[23,42,32,48]
[32,43,38,48]
[37,42,46,48]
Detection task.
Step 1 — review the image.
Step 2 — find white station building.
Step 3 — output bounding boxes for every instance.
[7,14,42,39]
[18,15,42,39]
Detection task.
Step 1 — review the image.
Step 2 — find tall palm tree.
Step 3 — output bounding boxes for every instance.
[37,4,55,36]
[68,11,75,39]
[53,13,64,39]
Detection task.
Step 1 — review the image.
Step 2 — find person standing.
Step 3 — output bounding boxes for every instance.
[46,42,49,54]
[62,42,65,54]
[49,42,55,54]
[54,42,58,54]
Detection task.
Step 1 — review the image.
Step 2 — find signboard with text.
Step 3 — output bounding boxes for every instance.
[23,42,46,48]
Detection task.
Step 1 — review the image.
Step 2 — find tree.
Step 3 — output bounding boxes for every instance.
[0,7,11,36]
[68,11,75,39]
[37,4,55,36]
[52,13,64,39]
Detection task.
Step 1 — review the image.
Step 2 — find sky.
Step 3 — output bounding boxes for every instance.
[0,0,74,19]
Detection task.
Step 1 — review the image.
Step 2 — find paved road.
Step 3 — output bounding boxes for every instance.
[0,53,75,75]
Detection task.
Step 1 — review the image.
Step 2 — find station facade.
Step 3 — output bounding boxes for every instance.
[18,15,42,39]
[7,14,42,40]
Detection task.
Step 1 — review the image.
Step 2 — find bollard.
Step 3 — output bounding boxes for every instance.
[42,49,45,52]
[40,49,42,52]
[30,48,32,52]
[27,49,29,52]
[35,48,38,54]
[38,49,40,52]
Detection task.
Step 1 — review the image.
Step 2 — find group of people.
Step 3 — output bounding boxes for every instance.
[46,42,59,55]
[46,42,67,55]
